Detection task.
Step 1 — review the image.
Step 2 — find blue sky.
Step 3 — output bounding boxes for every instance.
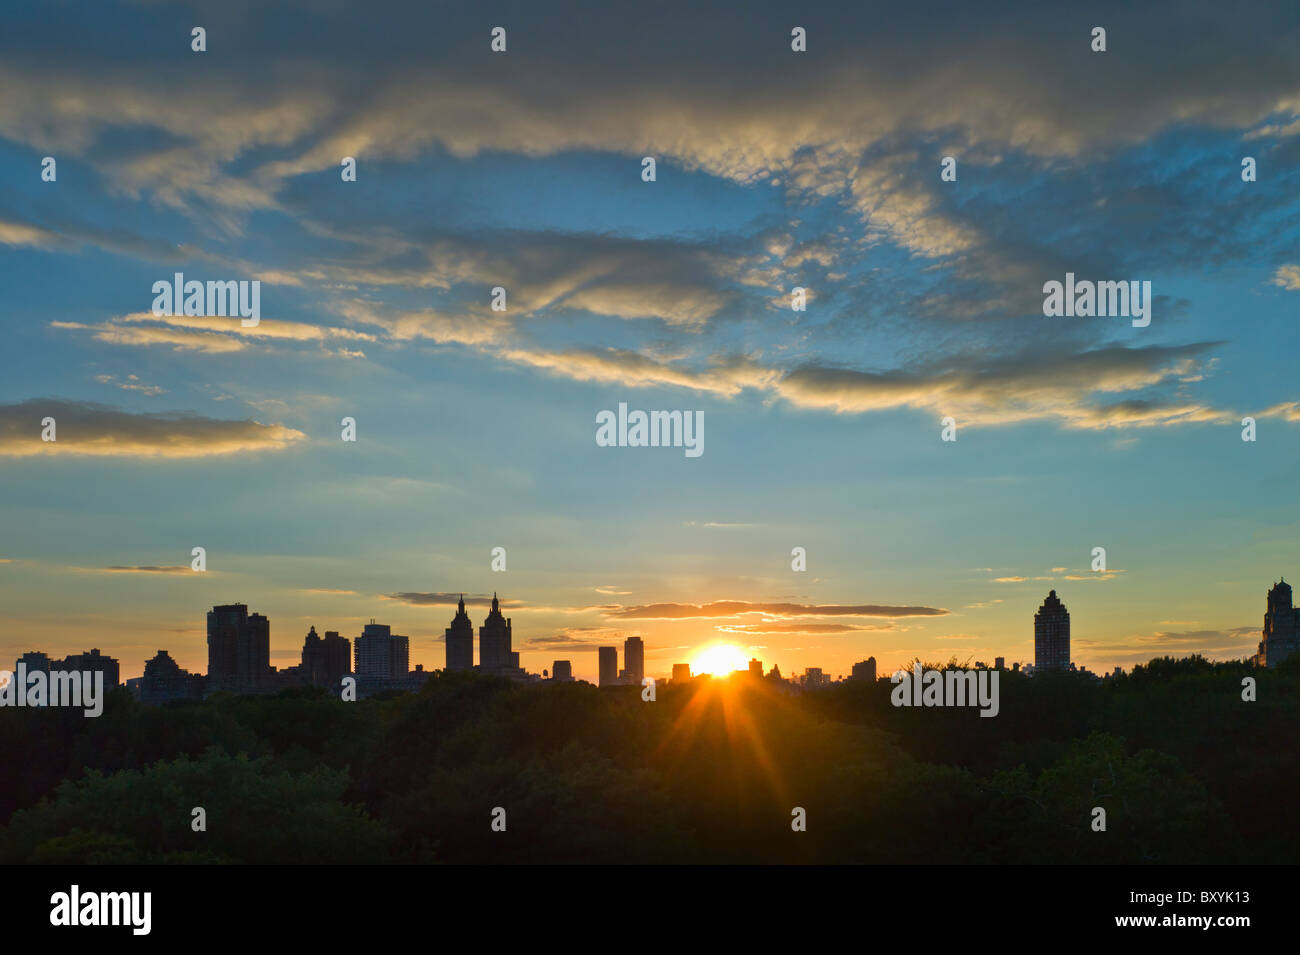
[2,0,1299,681]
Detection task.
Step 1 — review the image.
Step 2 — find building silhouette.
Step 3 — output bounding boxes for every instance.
[851,657,877,681]
[551,660,574,682]
[1254,578,1300,667]
[206,604,272,692]
[6,648,121,706]
[301,626,351,688]
[598,646,619,686]
[445,595,474,672]
[803,667,829,688]
[354,622,409,680]
[478,593,518,674]
[749,657,763,678]
[622,636,644,685]
[672,663,692,683]
[58,648,120,687]
[1034,590,1071,671]
[15,650,51,675]
[140,650,204,703]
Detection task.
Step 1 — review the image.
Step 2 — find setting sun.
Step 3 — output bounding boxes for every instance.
[690,643,750,677]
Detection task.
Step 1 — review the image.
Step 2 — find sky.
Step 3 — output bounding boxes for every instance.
[2,0,1299,682]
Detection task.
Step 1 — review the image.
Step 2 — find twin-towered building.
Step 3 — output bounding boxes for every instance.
[445,593,527,679]
[597,637,645,687]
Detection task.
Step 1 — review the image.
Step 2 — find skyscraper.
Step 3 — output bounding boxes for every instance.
[1034,590,1071,671]
[479,593,514,673]
[321,631,352,684]
[598,646,618,686]
[354,622,409,680]
[446,594,474,672]
[301,626,351,688]
[749,657,763,678]
[623,636,644,685]
[672,663,692,683]
[206,604,272,692]
[1254,579,1300,667]
[551,660,573,682]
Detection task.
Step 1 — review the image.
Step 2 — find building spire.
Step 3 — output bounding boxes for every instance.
[492,591,499,612]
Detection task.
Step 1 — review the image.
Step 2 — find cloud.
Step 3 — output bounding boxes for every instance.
[97,566,192,574]
[56,304,1236,438]
[3,1,1291,441]
[13,2,1286,211]
[1261,401,1300,422]
[607,600,947,619]
[94,373,165,396]
[55,312,375,355]
[4,0,1294,294]
[121,312,374,343]
[716,622,895,634]
[1272,265,1300,290]
[500,346,780,397]
[1081,627,1260,665]
[54,320,247,354]
[0,217,60,249]
[773,342,1232,429]
[0,399,306,458]
[520,627,632,652]
[335,301,513,346]
[382,592,524,608]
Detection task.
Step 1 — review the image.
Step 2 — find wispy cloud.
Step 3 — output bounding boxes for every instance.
[608,601,947,619]
[0,399,305,458]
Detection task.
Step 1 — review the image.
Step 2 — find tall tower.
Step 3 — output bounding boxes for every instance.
[478,592,513,672]
[623,636,645,686]
[598,646,619,686]
[355,623,409,680]
[321,630,351,686]
[1257,578,1300,667]
[207,603,271,692]
[1034,590,1070,671]
[302,625,326,685]
[445,594,474,672]
[300,627,351,688]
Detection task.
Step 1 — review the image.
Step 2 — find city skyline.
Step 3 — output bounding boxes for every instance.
[9,578,1299,688]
